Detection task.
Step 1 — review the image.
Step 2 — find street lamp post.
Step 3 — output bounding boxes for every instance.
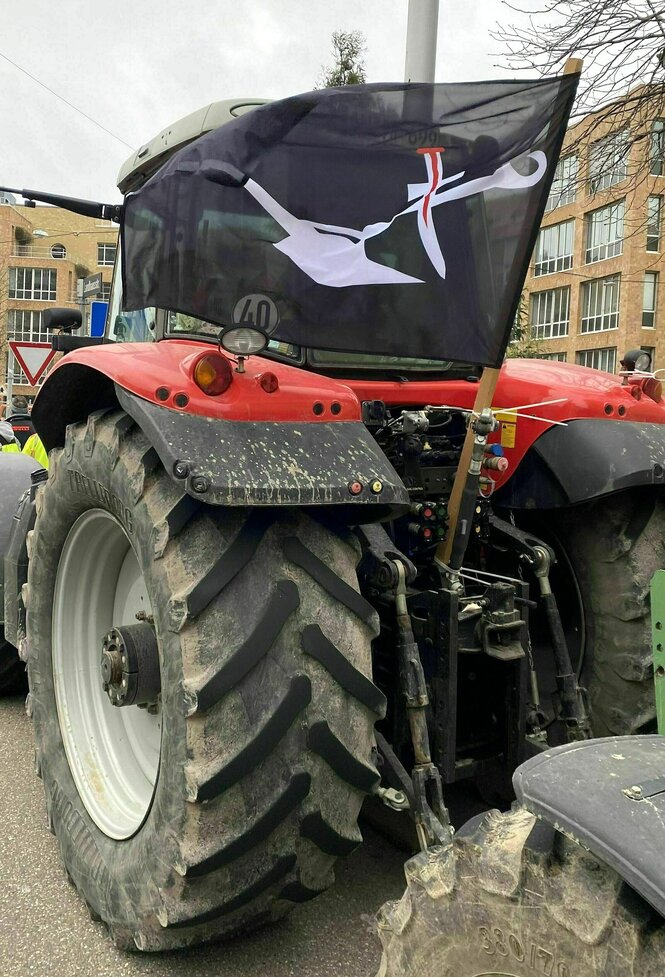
[404,0,439,83]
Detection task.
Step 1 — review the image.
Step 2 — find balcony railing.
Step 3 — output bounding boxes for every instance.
[10,245,69,260]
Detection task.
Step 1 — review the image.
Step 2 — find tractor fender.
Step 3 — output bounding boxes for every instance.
[0,455,42,633]
[514,735,665,921]
[31,355,409,514]
[494,418,665,508]
[114,386,409,512]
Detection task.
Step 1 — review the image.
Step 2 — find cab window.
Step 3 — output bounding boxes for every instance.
[106,248,156,343]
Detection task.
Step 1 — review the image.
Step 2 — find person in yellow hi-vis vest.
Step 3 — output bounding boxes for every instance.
[23,432,48,468]
[0,420,21,454]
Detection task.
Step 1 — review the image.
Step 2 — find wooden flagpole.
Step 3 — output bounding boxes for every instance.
[436,57,582,568]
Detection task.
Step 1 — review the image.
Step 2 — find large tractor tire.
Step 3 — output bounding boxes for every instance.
[528,489,665,737]
[0,631,26,695]
[25,410,383,951]
[377,808,663,977]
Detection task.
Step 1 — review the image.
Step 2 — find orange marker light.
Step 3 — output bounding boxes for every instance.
[193,353,233,396]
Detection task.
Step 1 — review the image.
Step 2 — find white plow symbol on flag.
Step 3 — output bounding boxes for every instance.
[243,149,547,288]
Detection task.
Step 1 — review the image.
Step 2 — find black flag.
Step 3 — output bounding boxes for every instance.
[122,75,578,368]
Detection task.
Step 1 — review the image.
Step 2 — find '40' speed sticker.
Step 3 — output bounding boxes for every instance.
[233,294,280,332]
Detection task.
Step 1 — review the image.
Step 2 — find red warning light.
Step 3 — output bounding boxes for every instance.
[258,372,279,393]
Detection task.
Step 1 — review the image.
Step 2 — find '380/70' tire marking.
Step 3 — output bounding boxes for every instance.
[478,927,573,977]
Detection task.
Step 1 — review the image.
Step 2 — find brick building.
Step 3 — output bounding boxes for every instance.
[523,91,665,374]
[0,202,118,401]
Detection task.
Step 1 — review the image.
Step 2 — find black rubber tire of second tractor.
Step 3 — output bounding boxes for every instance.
[377,808,663,977]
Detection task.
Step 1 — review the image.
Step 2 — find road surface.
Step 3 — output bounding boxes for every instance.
[0,694,410,977]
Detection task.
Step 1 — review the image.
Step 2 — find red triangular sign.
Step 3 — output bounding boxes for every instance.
[9,341,56,386]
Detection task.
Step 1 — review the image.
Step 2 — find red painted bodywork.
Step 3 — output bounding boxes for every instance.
[47,341,361,422]
[45,342,665,495]
[344,359,665,494]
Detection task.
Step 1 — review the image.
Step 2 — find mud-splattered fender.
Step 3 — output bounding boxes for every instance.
[30,354,409,514]
[114,386,409,514]
[514,735,665,920]
[494,418,665,508]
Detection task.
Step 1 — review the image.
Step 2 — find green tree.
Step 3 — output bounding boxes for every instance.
[13,226,32,246]
[506,289,541,358]
[319,30,367,88]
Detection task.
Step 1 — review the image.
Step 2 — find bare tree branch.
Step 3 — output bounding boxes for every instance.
[494,1,665,121]
[493,2,665,229]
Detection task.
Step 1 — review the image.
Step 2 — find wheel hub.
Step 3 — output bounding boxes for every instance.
[101,623,160,707]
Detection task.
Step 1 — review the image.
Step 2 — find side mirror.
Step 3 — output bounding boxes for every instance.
[43,307,83,333]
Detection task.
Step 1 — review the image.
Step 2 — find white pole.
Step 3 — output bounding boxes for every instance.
[6,348,13,413]
[404,0,440,83]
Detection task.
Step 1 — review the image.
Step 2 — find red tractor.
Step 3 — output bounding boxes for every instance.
[1,83,665,971]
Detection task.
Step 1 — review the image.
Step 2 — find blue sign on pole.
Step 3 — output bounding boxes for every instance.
[90,301,108,338]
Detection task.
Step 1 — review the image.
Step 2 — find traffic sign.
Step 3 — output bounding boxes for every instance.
[9,341,56,386]
[90,301,108,337]
[83,273,103,298]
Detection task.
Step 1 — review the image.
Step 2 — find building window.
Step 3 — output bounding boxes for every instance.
[538,351,567,362]
[530,287,570,340]
[50,243,67,259]
[580,274,620,333]
[97,243,117,266]
[588,129,629,194]
[647,196,662,252]
[8,267,56,300]
[576,347,617,373]
[651,120,665,176]
[641,345,656,367]
[533,219,574,276]
[643,271,658,328]
[584,200,624,263]
[7,309,51,343]
[7,310,53,384]
[101,282,111,302]
[545,155,578,212]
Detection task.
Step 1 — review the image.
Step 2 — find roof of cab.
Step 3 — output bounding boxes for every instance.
[117,98,268,195]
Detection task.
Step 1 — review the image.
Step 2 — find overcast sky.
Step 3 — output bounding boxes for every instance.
[0,0,535,203]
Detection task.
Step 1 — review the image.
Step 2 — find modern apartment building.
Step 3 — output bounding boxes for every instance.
[523,91,665,374]
[0,203,118,399]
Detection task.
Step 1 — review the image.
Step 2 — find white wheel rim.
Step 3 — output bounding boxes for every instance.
[52,509,161,839]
